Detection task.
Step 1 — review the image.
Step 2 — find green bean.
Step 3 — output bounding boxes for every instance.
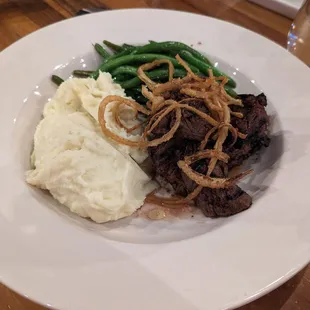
[179,50,236,88]
[224,86,238,98]
[124,75,236,98]
[92,54,200,79]
[148,40,157,44]
[102,46,135,63]
[129,86,236,103]
[103,40,123,52]
[125,88,147,104]
[122,43,134,49]
[73,70,94,77]
[90,47,136,79]
[94,43,110,59]
[126,86,142,94]
[111,66,137,77]
[120,68,189,89]
[135,96,148,104]
[126,83,236,102]
[130,41,212,65]
[51,75,64,86]
[110,46,135,57]
[132,87,142,93]
[113,74,133,83]
[111,63,201,78]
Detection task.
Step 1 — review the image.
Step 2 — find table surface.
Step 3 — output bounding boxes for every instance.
[0,0,310,309]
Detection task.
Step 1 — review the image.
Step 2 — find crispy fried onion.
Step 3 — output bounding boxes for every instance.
[145,193,193,208]
[141,85,164,113]
[138,59,174,90]
[98,96,181,148]
[97,56,252,207]
[184,149,230,164]
[112,101,146,133]
[178,160,253,189]
[153,76,193,96]
[175,54,199,79]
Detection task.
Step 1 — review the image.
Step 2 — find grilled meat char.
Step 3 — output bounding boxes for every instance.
[148,92,270,217]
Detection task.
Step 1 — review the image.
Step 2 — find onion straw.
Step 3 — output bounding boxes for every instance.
[98,56,250,206]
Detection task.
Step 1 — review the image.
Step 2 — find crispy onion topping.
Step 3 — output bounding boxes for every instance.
[98,56,251,207]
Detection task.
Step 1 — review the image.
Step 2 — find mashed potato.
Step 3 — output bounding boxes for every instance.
[26,73,157,223]
[43,72,147,163]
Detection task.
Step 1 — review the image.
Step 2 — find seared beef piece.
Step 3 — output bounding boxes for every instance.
[226,93,270,168]
[180,164,252,218]
[147,93,270,218]
[196,186,252,217]
[150,98,213,141]
[163,89,190,101]
[178,100,213,141]
[181,160,228,192]
[149,140,200,196]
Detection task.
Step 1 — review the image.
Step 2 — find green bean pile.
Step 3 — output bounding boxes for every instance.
[52,40,237,103]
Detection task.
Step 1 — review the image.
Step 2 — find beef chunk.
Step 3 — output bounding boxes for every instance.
[196,186,252,217]
[227,93,270,168]
[147,93,270,218]
[178,100,213,141]
[149,140,200,196]
[180,165,252,218]
[150,98,213,141]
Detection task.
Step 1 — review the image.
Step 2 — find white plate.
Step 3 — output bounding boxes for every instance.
[1,9,310,310]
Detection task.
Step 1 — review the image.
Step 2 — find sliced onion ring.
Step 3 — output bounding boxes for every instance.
[138,59,174,90]
[184,149,230,164]
[178,160,253,189]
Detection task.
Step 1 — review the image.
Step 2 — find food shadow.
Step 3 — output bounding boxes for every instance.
[240,114,284,202]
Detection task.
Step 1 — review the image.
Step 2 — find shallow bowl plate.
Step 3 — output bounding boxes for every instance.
[1,8,310,310]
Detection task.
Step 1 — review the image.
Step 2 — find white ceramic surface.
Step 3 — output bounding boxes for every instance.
[1,9,310,310]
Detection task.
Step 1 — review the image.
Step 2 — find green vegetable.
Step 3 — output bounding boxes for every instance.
[125,88,148,104]
[111,66,138,77]
[111,63,201,79]
[224,86,238,98]
[73,70,94,77]
[92,54,199,79]
[107,46,135,60]
[113,74,134,83]
[103,40,123,52]
[178,50,236,88]
[120,68,190,89]
[94,43,110,59]
[122,43,134,49]
[51,75,64,86]
[90,47,136,79]
[130,41,212,65]
[127,85,237,105]
[131,87,142,93]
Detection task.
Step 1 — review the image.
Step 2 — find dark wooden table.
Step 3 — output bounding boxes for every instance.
[0,0,310,309]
